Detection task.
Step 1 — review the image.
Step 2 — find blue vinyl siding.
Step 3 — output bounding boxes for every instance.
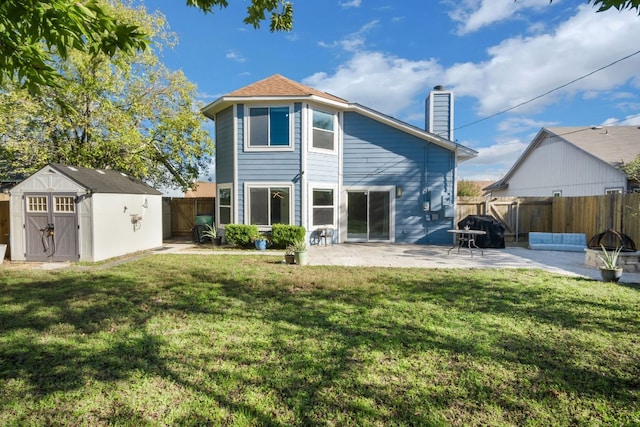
[215,106,234,184]
[343,112,455,244]
[426,92,453,140]
[235,103,303,224]
[307,151,339,182]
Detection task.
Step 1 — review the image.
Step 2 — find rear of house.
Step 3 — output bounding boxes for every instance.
[202,75,477,245]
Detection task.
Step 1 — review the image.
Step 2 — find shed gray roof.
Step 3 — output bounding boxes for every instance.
[50,163,162,195]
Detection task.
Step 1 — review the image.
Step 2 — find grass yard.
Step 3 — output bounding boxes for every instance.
[1,255,639,426]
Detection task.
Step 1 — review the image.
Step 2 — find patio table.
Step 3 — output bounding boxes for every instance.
[447,229,487,257]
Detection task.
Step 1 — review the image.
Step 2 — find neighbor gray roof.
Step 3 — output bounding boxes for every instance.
[545,126,640,167]
[50,164,162,195]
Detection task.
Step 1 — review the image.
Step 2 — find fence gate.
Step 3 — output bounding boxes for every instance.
[24,193,79,261]
[457,197,553,242]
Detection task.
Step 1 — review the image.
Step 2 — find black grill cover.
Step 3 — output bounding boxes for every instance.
[457,215,506,249]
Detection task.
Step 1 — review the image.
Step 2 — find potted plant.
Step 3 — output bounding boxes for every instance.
[598,244,623,282]
[254,233,268,251]
[202,224,222,246]
[284,244,295,264]
[292,239,308,265]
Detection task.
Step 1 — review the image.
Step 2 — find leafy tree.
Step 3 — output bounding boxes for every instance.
[621,156,640,184]
[541,0,640,13]
[589,0,640,13]
[457,180,483,197]
[0,0,293,93]
[0,1,214,191]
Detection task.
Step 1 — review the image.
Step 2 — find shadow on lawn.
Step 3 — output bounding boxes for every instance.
[1,259,639,425]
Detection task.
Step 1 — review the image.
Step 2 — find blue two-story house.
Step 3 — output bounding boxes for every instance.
[201,74,477,245]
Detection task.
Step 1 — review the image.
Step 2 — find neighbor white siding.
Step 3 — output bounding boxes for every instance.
[492,135,627,197]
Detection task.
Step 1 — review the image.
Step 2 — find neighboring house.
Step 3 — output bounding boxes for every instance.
[9,163,162,262]
[201,74,477,245]
[184,181,217,198]
[485,126,640,197]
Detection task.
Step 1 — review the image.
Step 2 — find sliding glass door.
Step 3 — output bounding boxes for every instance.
[347,190,391,241]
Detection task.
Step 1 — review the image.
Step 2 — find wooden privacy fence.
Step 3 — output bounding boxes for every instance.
[0,199,9,256]
[168,197,215,238]
[457,194,640,246]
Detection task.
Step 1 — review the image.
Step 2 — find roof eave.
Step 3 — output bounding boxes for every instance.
[201,95,349,120]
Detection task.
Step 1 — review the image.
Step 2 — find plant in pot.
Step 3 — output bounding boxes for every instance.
[202,224,222,246]
[284,244,295,264]
[254,233,268,251]
[598,244,623,282]
[292,239,308,265]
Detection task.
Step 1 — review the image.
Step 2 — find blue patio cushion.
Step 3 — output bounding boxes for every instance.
[529,232,586,252]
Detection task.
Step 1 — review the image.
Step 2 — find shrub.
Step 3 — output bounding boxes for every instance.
[225,224,260,248]
[271,224,306,248]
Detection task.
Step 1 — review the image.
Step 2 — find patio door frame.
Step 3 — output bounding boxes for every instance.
[344,186,395,243]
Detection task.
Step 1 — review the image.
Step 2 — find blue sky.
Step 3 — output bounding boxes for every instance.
[141,0,640,183]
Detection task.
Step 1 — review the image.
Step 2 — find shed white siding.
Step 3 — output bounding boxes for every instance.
[91,194,162,262]
[492,135,628,197]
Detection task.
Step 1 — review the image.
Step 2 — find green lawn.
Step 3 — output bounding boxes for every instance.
[1,255,639,426]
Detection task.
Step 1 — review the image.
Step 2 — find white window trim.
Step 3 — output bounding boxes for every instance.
[605,187,623,195]
[244,182,295,226]
[53,196,76,213]
[309,183,338,228]
[243,104,294,152]
[26,195,48,213]
[309,106,338,155]
[217,183,233,227]
[552,190,562,197]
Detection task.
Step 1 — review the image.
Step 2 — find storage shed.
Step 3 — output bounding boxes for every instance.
[9,163,163,262]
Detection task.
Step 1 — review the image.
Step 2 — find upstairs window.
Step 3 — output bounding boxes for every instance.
[248,106,291,148]
[312,109,335,151]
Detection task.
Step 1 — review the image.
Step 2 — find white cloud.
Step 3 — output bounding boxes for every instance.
[318,20,380,52]
[445,5,640,116]
[602,114,640,126]
[304,51,443,117]
[469,139,529,166]
[447,0,550,35]
[457,138,530,181]
[339,0,362,8]
[226,50,246,63]
[495,117,555,135]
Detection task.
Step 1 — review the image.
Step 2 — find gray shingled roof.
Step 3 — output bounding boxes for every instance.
[50,164,161,195]
[545,126,640,167]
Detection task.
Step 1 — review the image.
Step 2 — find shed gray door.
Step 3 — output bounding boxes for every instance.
[24,194,79,262]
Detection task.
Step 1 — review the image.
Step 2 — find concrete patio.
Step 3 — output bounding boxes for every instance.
[157,242,640,284]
